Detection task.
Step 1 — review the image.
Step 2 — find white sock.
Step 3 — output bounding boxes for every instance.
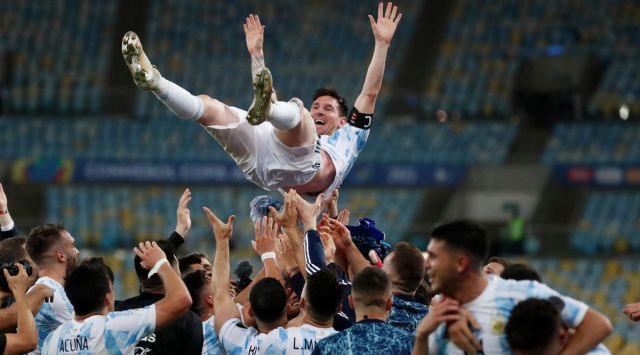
[152,77,204,121]
[267,101,301,130]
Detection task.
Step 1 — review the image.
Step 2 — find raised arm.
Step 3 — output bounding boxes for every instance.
[134,241,192,330]
[251,216,280,280]
[202,207,241,334]
[353,2,402,114]
[244,14,266,81]
[560,308,612,355]
[0,182,19,241]
[174,188,192,239]
[269,190,307,279]
[328,218,370,277]
[0,285,53,331]
[166,188,192,251]
[3,264,39,355]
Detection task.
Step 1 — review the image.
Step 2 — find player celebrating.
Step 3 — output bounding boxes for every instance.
[122,3,402,197]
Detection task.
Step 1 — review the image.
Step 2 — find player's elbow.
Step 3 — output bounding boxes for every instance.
[11,335,38,354]
[360,91,378,103]
[364,89,379,98]
[24,337,39,353]
[175,291,193,314]
[600,314,614,336]
[584,308,613,340]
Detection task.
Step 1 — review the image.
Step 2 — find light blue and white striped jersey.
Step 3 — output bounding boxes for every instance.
[259,324,337,355]
[41,304,156,355]
[320,124,369,196]
[202,317,224,355]
[28,277,74,355]
[219,318,265,355]
[428,276,610,354]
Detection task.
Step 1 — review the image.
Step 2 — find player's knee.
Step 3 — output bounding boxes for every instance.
[197,95,223,112]
[290,97,305,108]
[197,94,215,105]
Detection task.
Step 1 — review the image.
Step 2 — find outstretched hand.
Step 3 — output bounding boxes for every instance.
[202,207,236,243]
[252,216,278,256]
[268,189,298,231]
[624,302,640,321]
[244,14,264,56]
[134,241,167,270]
[369,2,402,45]
[293,192,324,231]
[175,188,192,238]
[328,218,353,251]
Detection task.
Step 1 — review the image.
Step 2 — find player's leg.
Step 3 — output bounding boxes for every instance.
[248,68,316,148]
[121,31,237,126]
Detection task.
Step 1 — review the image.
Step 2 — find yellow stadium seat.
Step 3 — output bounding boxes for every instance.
[605,260,621,278]
[619,342,640,355]
[614,239,629,253]
[560,259,575,271]
[604,334,623,353]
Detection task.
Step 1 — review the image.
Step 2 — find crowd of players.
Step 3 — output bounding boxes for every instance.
[0,181,636,354]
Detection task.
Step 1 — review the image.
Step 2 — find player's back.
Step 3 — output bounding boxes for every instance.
[260,324,337,355]
[41,306,156,355]
[313,319,413,355]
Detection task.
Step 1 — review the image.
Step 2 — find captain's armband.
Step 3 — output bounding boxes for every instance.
[347,107,373,129]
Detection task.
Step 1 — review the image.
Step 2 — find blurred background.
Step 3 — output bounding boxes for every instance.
[1,0,640,351]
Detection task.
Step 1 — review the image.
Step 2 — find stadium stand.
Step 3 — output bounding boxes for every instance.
[358,121,516,164]
[135,0,421,118]
[570,191,640,254]
[0,0,117,115]
[46,186,423,250]
[543,122,640,164]
[532,258,640,353]
[424,0,640,119]
[0,118,517,165]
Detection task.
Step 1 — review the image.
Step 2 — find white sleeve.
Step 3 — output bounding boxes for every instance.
[219,318,252,354]
[104,304,156,353]
[336,125,370,157]
[428,333,437,355]
[528,281,589,328]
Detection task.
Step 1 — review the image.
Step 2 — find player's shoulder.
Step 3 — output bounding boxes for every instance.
[34,276,64,290]
[315,328,347,351]
[491,274,547,292]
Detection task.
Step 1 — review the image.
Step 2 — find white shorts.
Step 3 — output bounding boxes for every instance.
[201,106,321,191]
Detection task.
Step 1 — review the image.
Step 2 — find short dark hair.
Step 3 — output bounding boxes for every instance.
[506,298,561,354]
[414,278,433,306]
[304,269,343,323]
[234,260,254,294]
[501,263,542,282]
[249,277,287,324]
[352,267,391,308]
[65,261,112,316]
[312,88,349,117]
[81,257,114,283]
[487,256,511,269]
[134,240,177,289]
[179,253,205,275]
[183,270,207,315]
[26,224,67,266]
[430,221,489,270]
[0,237,28,264]
[389,242,425,293]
